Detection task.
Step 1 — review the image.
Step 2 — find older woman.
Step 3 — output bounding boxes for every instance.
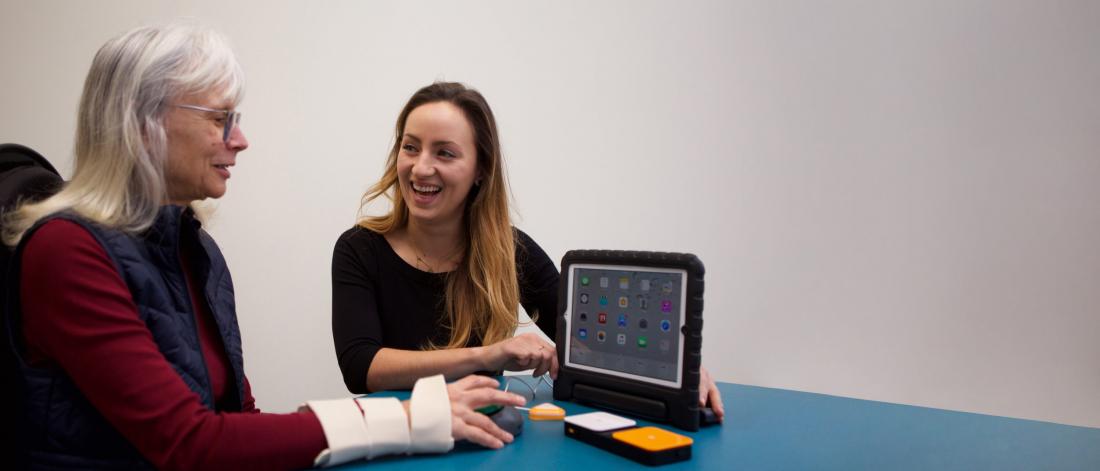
[2,23,522,470]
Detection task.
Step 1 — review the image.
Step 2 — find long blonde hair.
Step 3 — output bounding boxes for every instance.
[2,21,243,246]
[359,82,520,349]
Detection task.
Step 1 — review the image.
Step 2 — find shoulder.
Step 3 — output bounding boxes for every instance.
[512,227,556,270]
[512,227,543,252]
[23,218,103,257]
[21,218,115,280]
[333,225,390,271]
[337,224,385,247]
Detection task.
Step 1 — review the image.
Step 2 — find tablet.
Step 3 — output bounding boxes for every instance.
[554,250,706,431]
[562,264,687,388]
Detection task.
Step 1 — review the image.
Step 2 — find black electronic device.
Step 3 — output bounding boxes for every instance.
[553,250,710,431]
[563,411,692,466]
[486,405,523,437]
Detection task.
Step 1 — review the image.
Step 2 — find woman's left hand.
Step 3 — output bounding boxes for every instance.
[699,366,725,421]
[444,375,527,449]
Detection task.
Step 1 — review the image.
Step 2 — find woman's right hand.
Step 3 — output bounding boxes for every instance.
[484,333,558,379]
[446,375,526,448]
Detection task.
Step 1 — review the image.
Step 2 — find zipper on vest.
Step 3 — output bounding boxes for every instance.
[176,216,215,407]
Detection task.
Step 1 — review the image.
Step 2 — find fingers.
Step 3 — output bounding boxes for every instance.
[490,334,545,371]
[451,374,499,392]
[451,401,516,449]
[531,348,553,377]
[450,383,526,411]
[708,383,725,420]
[549,351,560,380]
[698,368,711,406]
[462,388,526,409]
[464,409,515,444]
[505,335,555,374]
[698,366,725,421]
[455,420,506,449]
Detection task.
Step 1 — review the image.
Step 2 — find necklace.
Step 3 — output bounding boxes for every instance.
[412,242,463,274]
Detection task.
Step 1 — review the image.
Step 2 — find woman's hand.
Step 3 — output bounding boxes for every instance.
[484,333,559,379]
[445,375,526,448]
[698,366,725,421]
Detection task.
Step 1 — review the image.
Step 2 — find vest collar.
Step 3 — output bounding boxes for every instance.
[142,204,202,254]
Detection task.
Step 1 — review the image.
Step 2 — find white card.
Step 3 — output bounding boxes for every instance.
[564,411,637,432]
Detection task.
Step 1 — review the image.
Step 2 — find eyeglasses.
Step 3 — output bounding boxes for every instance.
[503,374,554,403]
[175,104,242,143]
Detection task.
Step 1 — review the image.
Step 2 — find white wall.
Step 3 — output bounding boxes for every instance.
[2,0,1098,428]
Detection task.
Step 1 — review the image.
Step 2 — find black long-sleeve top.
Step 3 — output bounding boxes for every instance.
[331,226,559,393]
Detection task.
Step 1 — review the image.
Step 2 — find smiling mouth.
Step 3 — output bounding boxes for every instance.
[411,182,441,196]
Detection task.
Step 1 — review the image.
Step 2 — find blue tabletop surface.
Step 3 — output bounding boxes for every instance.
[338,378,1099,470]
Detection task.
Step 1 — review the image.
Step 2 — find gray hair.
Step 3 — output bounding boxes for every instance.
[3,20,244,246]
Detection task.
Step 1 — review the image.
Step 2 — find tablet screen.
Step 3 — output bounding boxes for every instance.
[563,264,686,388]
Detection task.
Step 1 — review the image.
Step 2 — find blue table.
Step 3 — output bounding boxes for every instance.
[342,378,1099,470]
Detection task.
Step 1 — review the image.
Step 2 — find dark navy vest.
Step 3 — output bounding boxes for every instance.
[4,206,246,469]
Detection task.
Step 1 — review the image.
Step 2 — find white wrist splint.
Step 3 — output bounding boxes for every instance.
[408,374,454,453]
[300,398,370,468]
[356,397,411,459]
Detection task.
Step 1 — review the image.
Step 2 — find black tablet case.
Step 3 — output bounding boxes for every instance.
[553,250,705,431]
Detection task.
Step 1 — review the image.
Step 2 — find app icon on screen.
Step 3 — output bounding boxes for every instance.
[599,296,608,306]
[618,296,628,308]
[662,281,674,294]
[580,293,589,304]
[619,277,629,289]
[579,312,588,322]
[581,276,590,286]
[640,279,651,291]
[660,300,672,312]
[660,320,671,331]
[599,277,609,288]
[638,319,648,329]
[637,296,648,310]
[617,333,626,345]
[596,330,606,342]
[597,312,607,324]
[659,339,670,351]
[637,336,648,348]
[578,328,588,339]
[617,314,627,327]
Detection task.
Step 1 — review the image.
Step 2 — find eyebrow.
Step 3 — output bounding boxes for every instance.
[403,133,458,148]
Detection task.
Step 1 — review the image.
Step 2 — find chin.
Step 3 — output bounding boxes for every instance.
[406,207,435,221]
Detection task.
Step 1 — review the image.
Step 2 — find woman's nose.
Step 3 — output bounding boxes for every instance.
[227,125,248,151]
[410,155,435,177]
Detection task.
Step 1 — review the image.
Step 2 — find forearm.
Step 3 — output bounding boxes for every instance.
[367,346,493,391]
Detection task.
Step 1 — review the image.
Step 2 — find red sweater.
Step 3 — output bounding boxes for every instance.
[20,219,327,470]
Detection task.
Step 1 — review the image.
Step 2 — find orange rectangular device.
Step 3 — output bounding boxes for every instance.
[564,412,692,466]
[612,427,694,451]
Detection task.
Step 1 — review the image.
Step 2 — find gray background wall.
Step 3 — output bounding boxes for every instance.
[2,0,1097,428]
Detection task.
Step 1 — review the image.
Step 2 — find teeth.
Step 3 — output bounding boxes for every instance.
[413,183,441,193]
